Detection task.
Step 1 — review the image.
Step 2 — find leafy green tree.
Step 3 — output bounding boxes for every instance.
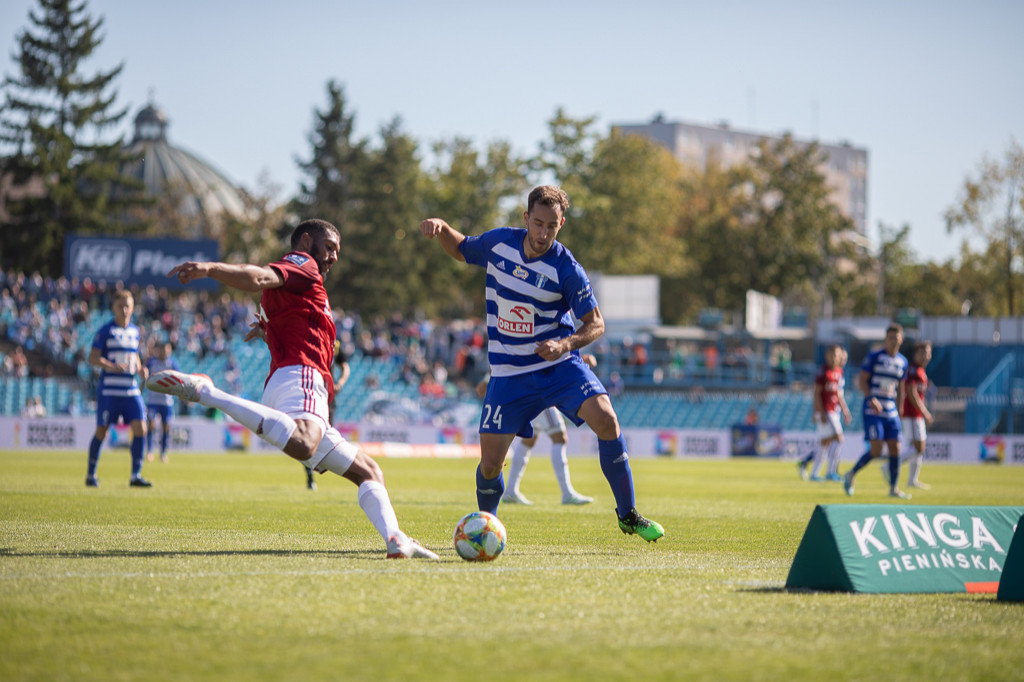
[0,0,144,275]
[575,131,689,276]
[913,257,976,316]
[743,134,857,304]
[423,137,528,316]
[874,222,918,315]
[945,139,1024,315]
[952,242,1021,317]
[531,108,601,218]
[672,162,753,317]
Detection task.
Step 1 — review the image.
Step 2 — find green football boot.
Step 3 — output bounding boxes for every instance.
[617,508,665,542]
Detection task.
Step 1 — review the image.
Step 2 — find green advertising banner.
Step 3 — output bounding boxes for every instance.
[786,505,1024,593]
[997,514,1024,601]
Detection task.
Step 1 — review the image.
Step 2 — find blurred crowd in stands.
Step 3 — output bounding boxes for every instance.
[0,268,495,412]
[1,267,814,422]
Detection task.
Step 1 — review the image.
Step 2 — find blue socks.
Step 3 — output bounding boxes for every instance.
[476,465,504,515]
[888,454,901,485]
[130,437,144,477]
[598,435,635,518]
[849,451,873,476]
[87,436,101,477]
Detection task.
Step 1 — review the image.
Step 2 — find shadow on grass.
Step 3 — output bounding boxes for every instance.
[0,547,374,559]
[736,586,852,594]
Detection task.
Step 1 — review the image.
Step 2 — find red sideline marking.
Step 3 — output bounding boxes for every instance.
[360,442,481,459]
[964,582,999,594]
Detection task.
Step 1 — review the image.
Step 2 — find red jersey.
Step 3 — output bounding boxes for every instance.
[258,251,336,401]
[903,364,928,418]
[814,365,843,413]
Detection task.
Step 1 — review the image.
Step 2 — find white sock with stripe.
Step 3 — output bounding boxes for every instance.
[197,383,296,450]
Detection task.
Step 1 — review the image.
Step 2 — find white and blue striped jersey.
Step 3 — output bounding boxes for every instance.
[860,348,907,419]
[91,320,143,398]
[460,227,597,378]
[145,355,180,406]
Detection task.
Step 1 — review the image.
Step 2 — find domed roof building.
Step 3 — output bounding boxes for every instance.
[120,102,246,237]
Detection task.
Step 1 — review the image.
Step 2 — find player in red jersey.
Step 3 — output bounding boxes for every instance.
[797,344,852,482]
[146,219,437,559]
[901,341,933,489]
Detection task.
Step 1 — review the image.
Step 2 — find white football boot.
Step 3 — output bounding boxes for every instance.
[562,492,594,505]
[146,370,212,403]
[386,533,440,560]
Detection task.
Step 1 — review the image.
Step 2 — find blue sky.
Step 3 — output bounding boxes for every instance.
[3,0,1022,264]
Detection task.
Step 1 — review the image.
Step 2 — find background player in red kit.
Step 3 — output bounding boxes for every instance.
[901,341,934,489]
[146,219,437,559]
[797,344,852,482]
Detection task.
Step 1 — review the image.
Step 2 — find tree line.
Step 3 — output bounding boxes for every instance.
[2,0,1022,322]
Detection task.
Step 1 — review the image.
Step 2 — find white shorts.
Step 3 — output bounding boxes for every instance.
[815,411,843,440]
[903,417,927,443]
[531,407,567,437]
[263,365,359,473]
[262,365,330,431]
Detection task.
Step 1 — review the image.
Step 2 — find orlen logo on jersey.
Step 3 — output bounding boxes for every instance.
[70,239,131,279]
[496,298,534,337]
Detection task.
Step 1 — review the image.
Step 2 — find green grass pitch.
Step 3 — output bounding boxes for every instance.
[2,449,1022,682]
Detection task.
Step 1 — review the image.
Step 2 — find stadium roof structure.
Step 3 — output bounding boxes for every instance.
[120,102,246,235]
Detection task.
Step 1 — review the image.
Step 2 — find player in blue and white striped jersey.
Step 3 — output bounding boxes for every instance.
[419,185,664,541]
[842,323,911,499]
[86,289,151,488]
[145,341,180,463]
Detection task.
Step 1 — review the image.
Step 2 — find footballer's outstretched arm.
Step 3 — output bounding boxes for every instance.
[167,262,284,292]
[419,218,466,262]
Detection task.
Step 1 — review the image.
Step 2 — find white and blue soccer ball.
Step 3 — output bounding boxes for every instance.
[453,511,507,561]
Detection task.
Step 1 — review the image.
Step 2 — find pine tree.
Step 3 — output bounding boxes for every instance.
[291,80,365,231]
[0,0,143,275]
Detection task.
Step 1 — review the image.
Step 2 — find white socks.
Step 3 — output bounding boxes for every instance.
[810,445,827,478]
[508,441,578,497]
[357,480,401,543]
[550,442,575,497]
[197,383,296,450]
[826,441,840,477]
[905,454,923,484]
[506,441,530,493]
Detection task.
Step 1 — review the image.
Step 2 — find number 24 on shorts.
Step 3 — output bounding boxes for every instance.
[482,404,503,429]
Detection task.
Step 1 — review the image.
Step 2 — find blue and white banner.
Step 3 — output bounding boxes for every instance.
[65,235,220,290]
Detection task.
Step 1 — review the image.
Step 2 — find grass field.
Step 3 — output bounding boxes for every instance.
[2,449,1023,682]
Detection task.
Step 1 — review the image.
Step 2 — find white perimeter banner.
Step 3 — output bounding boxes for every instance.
[1,416,1022,465]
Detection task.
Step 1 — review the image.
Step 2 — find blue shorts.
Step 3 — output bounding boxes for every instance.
[96,394,146,428]
[480,355,606,437]
[864,413,902,442]
[146,403,173,424]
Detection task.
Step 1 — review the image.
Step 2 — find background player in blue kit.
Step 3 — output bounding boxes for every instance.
[419,185,664,541]
[843,323,911,499]
[86,289,151,487]
[145,341,179,463]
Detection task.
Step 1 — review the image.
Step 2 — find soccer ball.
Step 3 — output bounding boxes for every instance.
[452,511,507,561]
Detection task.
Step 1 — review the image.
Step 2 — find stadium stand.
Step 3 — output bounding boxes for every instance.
[1,267,1021,434]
